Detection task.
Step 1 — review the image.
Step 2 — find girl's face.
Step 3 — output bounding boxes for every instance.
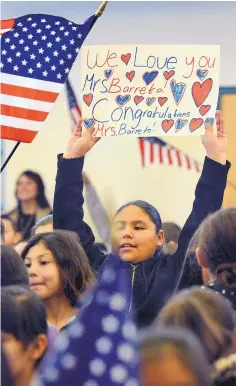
[25,241,63,301]
[112,205,164,263]
[141,349,199,386]
[16,175,38,202]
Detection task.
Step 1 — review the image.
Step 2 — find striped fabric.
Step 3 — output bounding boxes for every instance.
[139,137,201,173]
[65,78,82,131]
[0,14,96,143]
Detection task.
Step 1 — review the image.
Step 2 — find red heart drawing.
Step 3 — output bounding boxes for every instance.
[158,97,168,106]
[163,71,175,80]
[126,71,135,81]
[199,105,211,116]
[121,53,131,65]
[83,93,93,107]
[161,119,174,133]
[192,78,213,107]
[189,118,204,132]
[134,96,144,105]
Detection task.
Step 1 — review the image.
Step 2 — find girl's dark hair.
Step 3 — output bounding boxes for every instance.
[1,285,47,348]
[198,207,236,289]
[115,200,162,233]
[16,170,50,209]
[140,326,212,386]
[1,246,29,287]
[22,230,95,306]
[174,227,203,292]
[157,287,235,363]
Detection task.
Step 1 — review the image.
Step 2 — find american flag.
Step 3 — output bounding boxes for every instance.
[65,78,81,131]
[35,256,139,386]
[0,13,96,143]
[139,137,201,173]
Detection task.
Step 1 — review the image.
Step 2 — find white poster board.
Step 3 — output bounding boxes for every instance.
[81,45,220,136]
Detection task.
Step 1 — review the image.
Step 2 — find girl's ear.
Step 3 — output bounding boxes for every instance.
[156,230,164,247]
[195,247,208,269]
[29,334,48,363]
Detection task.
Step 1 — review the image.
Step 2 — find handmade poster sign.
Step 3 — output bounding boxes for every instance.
[81,45,220,136]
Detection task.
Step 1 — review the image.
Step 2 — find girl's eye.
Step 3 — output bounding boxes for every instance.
[25,263,31,268]
[41,261,49,265]
[135,226,145,230]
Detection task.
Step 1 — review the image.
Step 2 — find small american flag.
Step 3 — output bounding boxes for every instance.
[65,78,81,131]
[0,13,96,143]
[139,137,201,173]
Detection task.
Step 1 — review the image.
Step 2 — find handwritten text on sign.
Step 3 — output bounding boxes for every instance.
[81,45,220,136]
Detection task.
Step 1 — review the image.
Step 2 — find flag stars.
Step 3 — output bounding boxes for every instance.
[41,19,47,23]
[27,17,32,21]
[28,68,34,74]
[70,39,75,45]
[41,35,47,40]
[65,68,69,74]
[16,51,21,57]
[59,59,64,65]
[5,37,11,43]
[0,63,4,68]
[22,27,28,32]
[31,23,37,27]
[43,70,48,77]
[17,22,23,27]
[45,56,50,62]
[36,29,42,34]
[14,32,19,38]
[59,26,65,31]
[13,65,19,71]
[46,25,51,29]
[64,31,69,36]
[57,73,62,79]
[7,57,13,63]
[10,44,16,50]
[30,53,36,59]
[55,21,61,25]
[36,62,42,68]
[51,65,56,71]
[61,44,67,50]
[55,37,61,42]
[38,48,44,54]
[78,33,82,38]
[72,26,77,30]
[19,39,24,44]
[24,46,30,51]
[75,47,80,53]
[47,42,53,48]
[67,53,72,59]
[50,31,56,35]
[22,59,27,65]
[28,34,33,39]
[33,41,38,46]
[2,50,7,55]
[53,50,59,56]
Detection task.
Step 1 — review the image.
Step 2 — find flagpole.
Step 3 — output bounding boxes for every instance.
[1,142,20,173]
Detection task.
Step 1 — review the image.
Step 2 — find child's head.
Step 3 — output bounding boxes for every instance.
[112,200,164,263]
[22,230,95,306]
[140,326,211,386]
[157,287,235,363]
[1,285,48,384]
[31,214,53,235]
[196,207,236,288]
[1,245,29,287]
[1,215,21,246]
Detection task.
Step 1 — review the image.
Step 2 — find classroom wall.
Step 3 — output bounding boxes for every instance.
[1,1,236,241]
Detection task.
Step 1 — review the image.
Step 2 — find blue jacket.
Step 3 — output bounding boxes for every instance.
[53,155,230,328]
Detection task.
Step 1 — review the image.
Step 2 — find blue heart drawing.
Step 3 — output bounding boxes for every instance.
[170,80,186,105]
[196,69,208,81]
[146,97,156,106]
[175,119,188,130]
[205,117,214,127]
[83,118,95,129]
[143,71,158,86]
[104,69,113,79]
[115,95,131,106]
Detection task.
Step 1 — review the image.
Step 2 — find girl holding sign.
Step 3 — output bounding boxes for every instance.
[53,111,230,328]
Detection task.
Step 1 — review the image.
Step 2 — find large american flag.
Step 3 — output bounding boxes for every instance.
[139,137,201,173]
[0,13,96,143]
[65,78,81,131]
